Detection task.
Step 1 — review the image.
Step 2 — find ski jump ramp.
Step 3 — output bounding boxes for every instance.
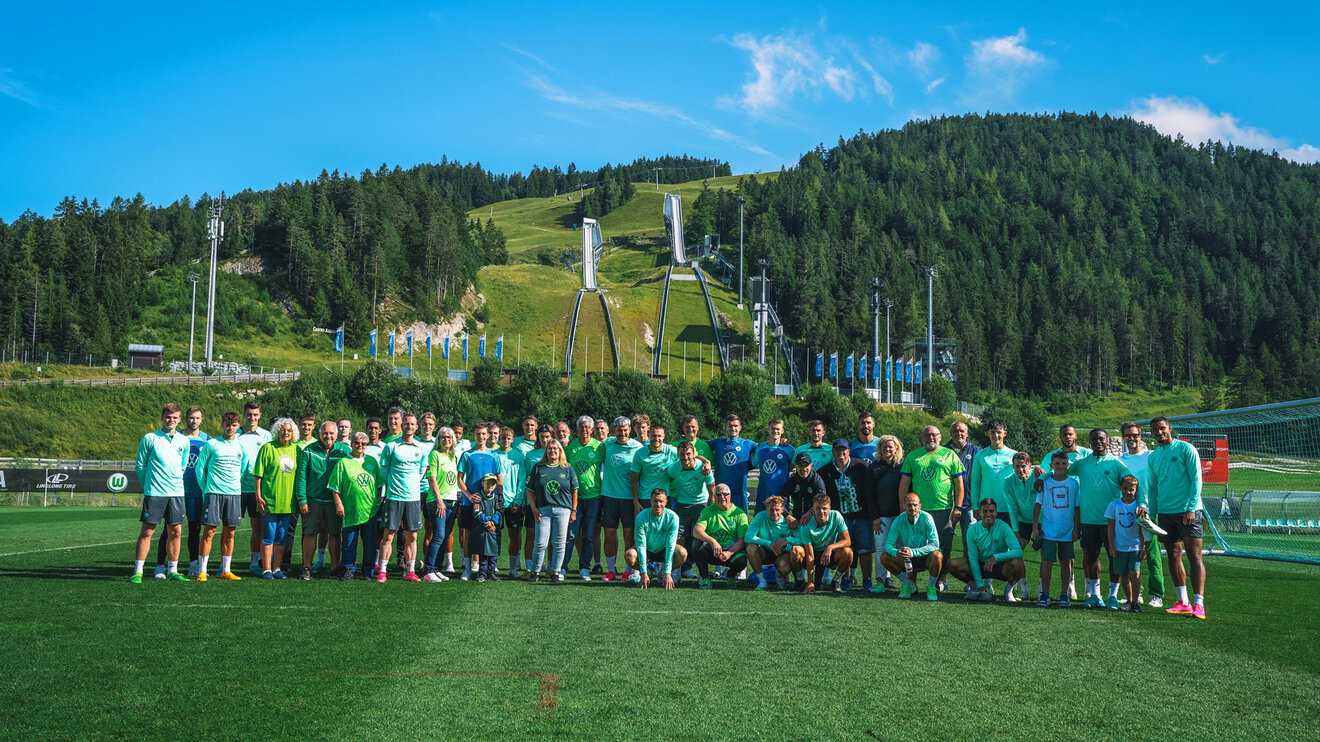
[565,217,618,384]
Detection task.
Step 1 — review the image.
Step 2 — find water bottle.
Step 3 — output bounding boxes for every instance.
[903,556,913,579]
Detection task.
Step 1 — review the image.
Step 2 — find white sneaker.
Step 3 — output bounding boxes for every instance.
[423,572,443,582]
[736,568,747,580]
[154,565,166,580]
[1068,583,1078,600]
[460,569,472,581]
[1148,596,1164,609]
[936,578,948,593]
[580,569,591,581]
[1004,583,1017,603]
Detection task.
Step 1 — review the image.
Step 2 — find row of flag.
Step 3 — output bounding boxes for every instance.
[333,326,503,361]
[814,352,923,383]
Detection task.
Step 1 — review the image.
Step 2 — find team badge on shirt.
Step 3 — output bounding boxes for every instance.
[279,455,296,473]
[922,466,937,481]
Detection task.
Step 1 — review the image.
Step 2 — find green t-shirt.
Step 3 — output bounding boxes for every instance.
[493,449,525,506]
[294,441,346,505]
[793,509,847,549]
[252,441,300,514]
[379,439,427,502]
[966,518,1024,585]
[664,461,714,505]
[427,450,459,502]
[970,446,1017,517]
[329,454,381,528]
[631,445,678,500]
[634,507,680,567]
[744,510,795,549]
[1069,454,1131,525]
[602,439,643,500]
[899,446,966,511]
[793,443,833,470]
[696,503,748,549]
[680,438,714,463]
[565,438,604,500]
[1003,472,1041,531]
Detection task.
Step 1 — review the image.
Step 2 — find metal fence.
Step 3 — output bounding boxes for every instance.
[0,371,299,389]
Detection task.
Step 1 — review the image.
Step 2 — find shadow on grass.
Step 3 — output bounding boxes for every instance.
[0,561,127,581]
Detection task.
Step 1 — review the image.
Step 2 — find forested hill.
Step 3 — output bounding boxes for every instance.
[715,113,1319,403]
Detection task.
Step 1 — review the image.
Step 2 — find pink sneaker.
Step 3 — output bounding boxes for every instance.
[1165,600,1192,614]
[375,570,388,583]
[1192,602,1206,619]
[603,571,616,582]
[404,572,421,582]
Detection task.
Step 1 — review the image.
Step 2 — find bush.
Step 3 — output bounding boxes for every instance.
[470,358,504,395]
[508,362,567,422]
[346,361,402,414]
[924,375,956,418]
[705,362,772,429]
[800,383,856,439]
[979,395,1055,461]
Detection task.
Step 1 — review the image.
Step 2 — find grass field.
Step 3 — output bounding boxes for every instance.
[1048,388,1203,428]
[1,507,1316,740]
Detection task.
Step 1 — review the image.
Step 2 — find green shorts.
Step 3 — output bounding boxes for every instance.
[303,502,343,536]
[1042,539,1075,562]
[1111,550,1142,575]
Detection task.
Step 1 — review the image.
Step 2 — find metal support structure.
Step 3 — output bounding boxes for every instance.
[187,273,200,370]
[926,265,938,393]
[737,196,745,308]
[884,298,893,404]
[757,260,769,366]
[204,193,225,367]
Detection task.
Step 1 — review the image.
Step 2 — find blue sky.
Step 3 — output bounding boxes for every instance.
[2,2,1317,219]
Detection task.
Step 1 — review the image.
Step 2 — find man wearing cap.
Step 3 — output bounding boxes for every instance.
[899,425,965,592]
[819,438,873,590]
[782,452,827,521]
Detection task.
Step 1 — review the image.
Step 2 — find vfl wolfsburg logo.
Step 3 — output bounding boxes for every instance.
[921,466,938,482]
[722,452,738,466]
[762,460,779,475]
[106,473,128,493]
[545,480,563,497]
[683,479,701,495]
[445,471,458,486]
[278,455,296,474]
[354,472,374,490]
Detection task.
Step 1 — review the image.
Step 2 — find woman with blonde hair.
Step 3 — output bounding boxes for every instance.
[865,434,905,592]
[525,438,579,583]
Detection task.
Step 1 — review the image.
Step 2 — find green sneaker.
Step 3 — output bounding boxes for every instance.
[699,578,712,590]
[1084,594,1103,609]
[753,581,767,591]
[726,575,738,588]
[129,573,142,584]
[898,582,915,599]
[166,572,190,582]
[927,584,939,601]
[869,582,886,593]
[1106,596,1123,610]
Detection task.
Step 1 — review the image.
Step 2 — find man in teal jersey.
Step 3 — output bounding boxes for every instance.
[970,420,1017,527]
[744,495,799,590]
[1070,429,1133,607]
[948,499,1026,602]
[129,403,191,583]
[514,416,539,457]
[899,426,965,590]
[1119,420,1164,607]
[879,492,943,600]
[375,414,434,582]
[631,424,678,509]
[1003,451,1042,599]
[1147,417,1207,618]
[411,413,440,576]
[294,421,346,580]
[624,490,685,588]
[196,411,248,580]
[794,419,833,470]
[155,405,210,579]
[666,440,715,575]
[692,484,749,588]
[236,401,273,575]
[565,416,604,580]
[792,493,853,593]
[849,411,878,462]
[678,415,715,462]
[600,417,644,580]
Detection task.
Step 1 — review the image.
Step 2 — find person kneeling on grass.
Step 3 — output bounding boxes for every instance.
[879,493,942,600]
[744,495,799,591]
[625,490,685,588]
[692,484,749,589]
[1106,475,1147,612]
[470,474,504,582]
[947,499,1025,602]
[793,493,853,594]
[1033,451,1081,607]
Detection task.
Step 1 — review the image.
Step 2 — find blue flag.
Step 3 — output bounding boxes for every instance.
[462,335,468,361]
[369,329,377,357]
[915,360,922,385]
[844,354,853,379]
[442,335,450,360]
[479,334,487,359]
[334,325,343,353]
[426,334,432,358]
[828,352,838,379]
[388,331,395,357]
[885,356,891,381]
[406,331,413,357]
[815,351,823,378]
[858,354,866,380]
[495,336,503,361]
[873,357,881,381]
[905,359,913,383]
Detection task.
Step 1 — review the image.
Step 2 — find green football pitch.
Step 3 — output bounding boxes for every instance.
[1,508,1317,741]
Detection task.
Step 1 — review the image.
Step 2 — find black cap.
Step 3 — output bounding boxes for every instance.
[794,452,812,465]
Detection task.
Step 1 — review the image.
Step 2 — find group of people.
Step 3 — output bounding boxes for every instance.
[129,401,1209,617]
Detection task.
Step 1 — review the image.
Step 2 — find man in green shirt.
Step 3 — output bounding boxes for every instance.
[631,424,677,509]
[1070,428,1132,608]
[1147,417,1207,618]
[692,485,749,589]
[294,421,346,580]
[947,499,1026,602]
[329,432,384,581]
[744,495,799,591]
[514,415,539,457]
[678,415,714,462]
[794,419,832,470]
[565,415,604,580]
[130,403,190,583]
[880,492,943,600]
[792,493,852,593]
[898,425,965,591]
[624,490,685,588]
[666,440,715,578]
[970,419,1017,527]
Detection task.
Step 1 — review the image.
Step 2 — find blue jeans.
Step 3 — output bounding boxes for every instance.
[424,500,457,573]
[531,505,571,575]
[570,498,602,571]
[341,519,378,573]
[262,514,292,545]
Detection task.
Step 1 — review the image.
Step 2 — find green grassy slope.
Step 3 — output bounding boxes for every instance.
[0,507,1315,741]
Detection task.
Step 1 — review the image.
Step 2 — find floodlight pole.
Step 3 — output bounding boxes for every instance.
[884,298,893,404]
[926,265,938,392]
[204,192,224,368]
[737,196,745,308]
[757,259,768,366]
[188,272,200,370]
[652,167,662,190]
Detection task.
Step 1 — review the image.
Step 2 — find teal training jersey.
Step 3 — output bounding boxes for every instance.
[135,428,189,499]
[195,437,246,497]
[1069,454,1130,525]
[966,518,1024,584]
[664,462,714,505]
[793,509,847,549]
[236,427,273,494]
[601,439,643,500]
[634,507,680,567]
[1147,439,1202,515]
[884,511,940,557]
[379,439,427,502]
[970,446,1017,516]
[631,445,678,500]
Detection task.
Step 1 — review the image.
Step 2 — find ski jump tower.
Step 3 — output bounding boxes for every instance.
[654,193,729,375]
[564,218,619,385]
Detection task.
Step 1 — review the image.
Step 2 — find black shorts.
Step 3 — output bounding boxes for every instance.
[1158,511,1204,544]
[502,505,531,528]
[140,496,185,526]
[600,497,636,529]
[242,491,262,519]
[979,561,1014,581]
[1079,523,1110,552]
[458,505,475,530]
[644,549,669,564]
[1016,522,1035,542]
[202,493,244,528]
[906,553,936,574]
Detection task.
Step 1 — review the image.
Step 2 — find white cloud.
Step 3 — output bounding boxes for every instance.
[908,41,940,75]
[502,43,555,72]
[0,68,38,107]
[925,76,946,94]
[525,74,774,158]
[1201,52,1225,66]
[725,28,892,114]
[1128,95,1320,163]
[964,28,1047,102]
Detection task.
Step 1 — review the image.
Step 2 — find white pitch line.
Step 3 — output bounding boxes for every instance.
[629,610,789,616]
[0,540,135,558]
[100,603,314,610]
